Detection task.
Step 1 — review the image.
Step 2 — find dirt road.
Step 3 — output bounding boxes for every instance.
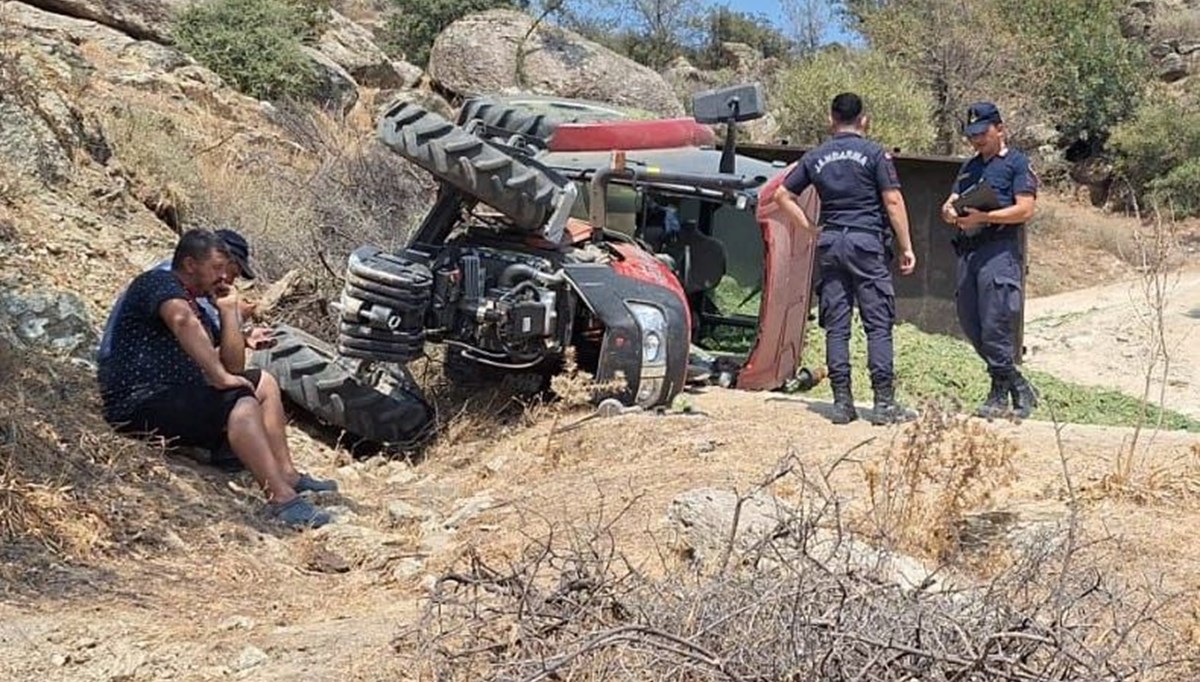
[1023,269,1200,419]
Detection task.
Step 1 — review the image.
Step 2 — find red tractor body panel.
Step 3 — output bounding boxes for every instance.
[548,119,717,152]
[737,164,819,390]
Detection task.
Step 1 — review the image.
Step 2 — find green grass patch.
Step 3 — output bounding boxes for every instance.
[794,316,1200,431]
[697,279,1200,431]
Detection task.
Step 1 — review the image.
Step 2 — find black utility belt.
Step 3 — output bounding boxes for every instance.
[823,225,883,234]
[953,227,1015,252]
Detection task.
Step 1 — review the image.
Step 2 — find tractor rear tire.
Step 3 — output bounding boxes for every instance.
[377,100,565,232]
[457,98,560,141]
[250,324,433,447]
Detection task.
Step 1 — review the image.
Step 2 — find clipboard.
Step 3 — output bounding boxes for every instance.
[952,179,1001,237]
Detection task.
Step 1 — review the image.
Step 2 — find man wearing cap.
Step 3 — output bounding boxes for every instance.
[98,229,338,529]
[940,101,1039,419]
[98,228,273,375]
[774,92,918,426]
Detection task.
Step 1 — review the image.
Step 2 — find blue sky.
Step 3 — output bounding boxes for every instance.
[708,0,862,46]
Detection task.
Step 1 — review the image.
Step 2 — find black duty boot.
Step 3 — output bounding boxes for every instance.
[830,384,859,425]
[976,374,1011,420]
[1010,371,1039,419]
[870,385,917,426]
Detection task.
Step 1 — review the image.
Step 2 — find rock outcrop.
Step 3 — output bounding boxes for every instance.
[427,9,684,118]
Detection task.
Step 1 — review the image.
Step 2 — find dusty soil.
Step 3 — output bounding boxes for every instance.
[1024,269,1200,420]
[2,375,1200,680]
[4,191,1200,680]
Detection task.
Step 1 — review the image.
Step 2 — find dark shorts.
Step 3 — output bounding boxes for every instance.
[116,370,263,453]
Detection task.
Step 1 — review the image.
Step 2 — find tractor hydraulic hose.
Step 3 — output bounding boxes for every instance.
[498,263,566,288]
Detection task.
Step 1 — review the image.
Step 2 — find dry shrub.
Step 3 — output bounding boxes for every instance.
[1153,9,1200,44]
[396,473,1199,681]
[858,400,1018,562]
[0,342,254,594]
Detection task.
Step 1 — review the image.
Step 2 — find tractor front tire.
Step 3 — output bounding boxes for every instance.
[250,324,433,447]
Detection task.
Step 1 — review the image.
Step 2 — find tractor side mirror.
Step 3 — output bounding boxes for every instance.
[691,83,766,125]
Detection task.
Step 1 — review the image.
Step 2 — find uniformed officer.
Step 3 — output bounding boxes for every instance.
[940,101,1039,419]
[774,92,917,425]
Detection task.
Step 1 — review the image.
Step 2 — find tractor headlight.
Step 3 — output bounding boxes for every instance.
[627,302,666,366]
[627,301,668,406]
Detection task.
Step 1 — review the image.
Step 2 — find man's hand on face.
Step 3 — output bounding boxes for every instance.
[213,281,240,310]
[245,326,277,350]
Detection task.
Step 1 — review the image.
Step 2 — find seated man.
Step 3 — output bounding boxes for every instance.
[98,229,337,529]
[98,228,272,370]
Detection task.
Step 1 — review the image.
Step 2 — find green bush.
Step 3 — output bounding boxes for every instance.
[175,0,322,101]
[382,0,527,68]
[1109,88,1200,218]
[1000,0,1147,148]
[773,49,937,154]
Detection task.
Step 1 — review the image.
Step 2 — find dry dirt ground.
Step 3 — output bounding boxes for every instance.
[2,368,1200,681]
[4,195,1200,679]
[1025,268,1200,420]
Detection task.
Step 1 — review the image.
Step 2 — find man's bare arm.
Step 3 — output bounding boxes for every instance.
[159,299,251,390]
[216,297,247,373]
[773,185,816,234]
[882,188,913,253]
[982,193,1036,225]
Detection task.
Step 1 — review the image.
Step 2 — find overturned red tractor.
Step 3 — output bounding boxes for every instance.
[252,84,971,448]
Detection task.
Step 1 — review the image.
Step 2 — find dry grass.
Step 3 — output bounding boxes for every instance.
[98,98,435,335]
[857,400,1019,563]
[1030,198,1139,263]
[1153,8,1200,44]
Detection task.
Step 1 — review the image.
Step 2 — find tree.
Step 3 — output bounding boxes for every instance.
[690,7,793,70]
[781,0,832,54]
[849,0,1017,154]
[774,49,937,154]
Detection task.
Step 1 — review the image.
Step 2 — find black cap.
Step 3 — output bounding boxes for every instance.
[215,228,256,280]
[964,101,1002,136]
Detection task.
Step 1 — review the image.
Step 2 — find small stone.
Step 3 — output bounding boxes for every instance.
[387,500,431,526]
[305,546,351,574]
[484,455,508,475]
[51,653,69,666]
[233,645,268,672]
[218,616,255,632]
[391,557,424,580]
[76,637,98,649]
[443,494,494,529]
[386,469,417,485]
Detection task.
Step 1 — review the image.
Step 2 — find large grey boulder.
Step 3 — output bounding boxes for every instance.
[428,9,684,118]
[14,0,191,43]
[301,46,360,113]
[317,9,407,89]
[666,487,946,592]
[0,289,97,360]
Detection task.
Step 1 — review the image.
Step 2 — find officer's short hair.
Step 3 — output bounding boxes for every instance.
[172,228,230,270]
[830,93,865,125]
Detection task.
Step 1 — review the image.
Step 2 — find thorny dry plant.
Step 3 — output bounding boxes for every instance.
[395,450,1199,682]
[859,400,1019,562]
[1096,198,1188,501]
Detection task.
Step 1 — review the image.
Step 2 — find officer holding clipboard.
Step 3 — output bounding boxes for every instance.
[940,102,1040,419]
